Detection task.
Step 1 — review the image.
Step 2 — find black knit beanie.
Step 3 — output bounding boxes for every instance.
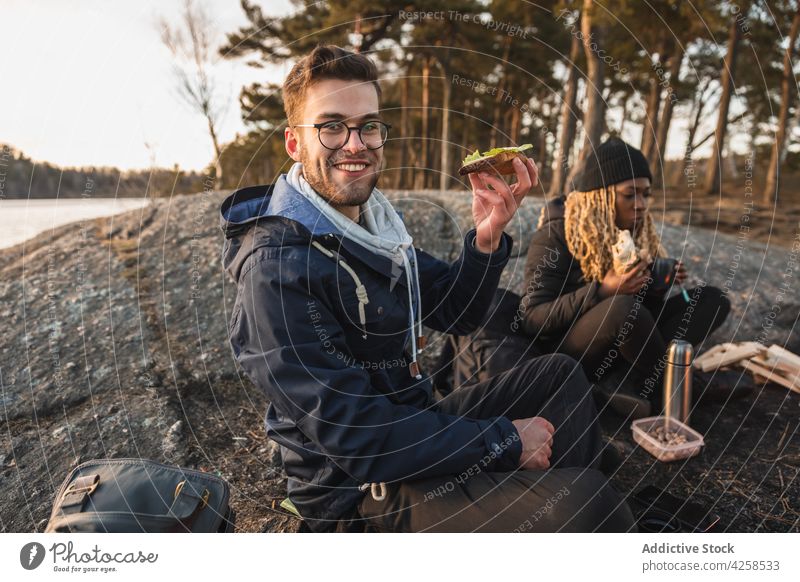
[573,137,652,192]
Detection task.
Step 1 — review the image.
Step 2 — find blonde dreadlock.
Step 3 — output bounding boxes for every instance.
[545,185,665,283]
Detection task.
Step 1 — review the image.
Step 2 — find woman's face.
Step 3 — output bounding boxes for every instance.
[614,177,651,233]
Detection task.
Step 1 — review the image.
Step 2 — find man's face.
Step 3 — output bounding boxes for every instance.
[285,78,383,210]
[614,177,651,233]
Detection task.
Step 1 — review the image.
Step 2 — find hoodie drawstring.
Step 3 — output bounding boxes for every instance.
[311,241,370,339]
[358,482,387,501]
[410,246,426,351]
[400,248,424,380]
[311,239,424,502]
[312,240,425,379]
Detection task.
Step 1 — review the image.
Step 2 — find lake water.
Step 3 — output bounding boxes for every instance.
[0,198,150,250]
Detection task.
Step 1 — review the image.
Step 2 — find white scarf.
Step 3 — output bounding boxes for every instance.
[287,162,412,264]
[286,162,424,378]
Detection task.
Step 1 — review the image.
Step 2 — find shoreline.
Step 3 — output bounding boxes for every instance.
[1,190,795,255]
[0,197,150,250]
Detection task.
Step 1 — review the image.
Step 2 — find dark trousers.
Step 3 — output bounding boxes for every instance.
[558,285,730,404]
[340,355,636,532]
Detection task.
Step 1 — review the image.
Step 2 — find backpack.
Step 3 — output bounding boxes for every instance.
[45,458,235,533]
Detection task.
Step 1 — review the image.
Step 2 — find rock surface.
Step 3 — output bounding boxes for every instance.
[1,190,798,532]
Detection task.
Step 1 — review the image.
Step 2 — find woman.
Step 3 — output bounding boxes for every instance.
[520,137,737,417]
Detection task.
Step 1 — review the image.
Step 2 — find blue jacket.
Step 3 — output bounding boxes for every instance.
[220,176,522,531]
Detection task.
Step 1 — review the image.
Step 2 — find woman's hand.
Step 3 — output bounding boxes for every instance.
[598,259,650,298]
[675,260,688,285]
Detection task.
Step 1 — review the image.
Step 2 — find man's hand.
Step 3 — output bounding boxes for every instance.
[512,416,554,470]
[598,259,650,298]
[468,156,538,254]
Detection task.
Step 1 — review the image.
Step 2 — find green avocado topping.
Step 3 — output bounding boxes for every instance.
[462,143,533,165]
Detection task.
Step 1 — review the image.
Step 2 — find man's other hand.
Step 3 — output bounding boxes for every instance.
[512,416,554,470]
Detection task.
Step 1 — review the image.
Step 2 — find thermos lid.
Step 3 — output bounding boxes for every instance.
[667,339,693,365]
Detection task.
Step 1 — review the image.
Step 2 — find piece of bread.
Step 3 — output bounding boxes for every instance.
[612,230,640,274]
[459,144,532,176]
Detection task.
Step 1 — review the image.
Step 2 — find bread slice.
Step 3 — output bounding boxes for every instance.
[458,144,532,176]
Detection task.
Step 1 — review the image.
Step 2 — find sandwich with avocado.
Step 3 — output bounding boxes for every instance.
[458,144,533,176]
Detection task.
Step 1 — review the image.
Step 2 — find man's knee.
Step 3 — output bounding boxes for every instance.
[519,355,596,431]
[547,353,583,376]
[512,353,576,380]
[519,354,590,395]
[549,353,592,394]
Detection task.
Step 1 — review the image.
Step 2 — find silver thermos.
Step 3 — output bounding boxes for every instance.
[663,340,693,423]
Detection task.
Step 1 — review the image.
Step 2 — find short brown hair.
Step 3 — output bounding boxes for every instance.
[282,45,382,126]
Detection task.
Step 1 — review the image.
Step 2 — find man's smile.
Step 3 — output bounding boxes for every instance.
[331,158,372,176]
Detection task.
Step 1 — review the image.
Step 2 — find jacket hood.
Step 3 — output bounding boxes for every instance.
[539,195,566,226]
[219,175,344,282]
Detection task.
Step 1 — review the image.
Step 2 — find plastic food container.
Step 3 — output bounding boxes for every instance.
[631,416,704,462]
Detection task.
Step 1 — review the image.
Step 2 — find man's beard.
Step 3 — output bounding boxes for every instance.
[299,148,378,208]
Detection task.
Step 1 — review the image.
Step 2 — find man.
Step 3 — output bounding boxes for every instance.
[520,137,740,418]
[221,45,634,532]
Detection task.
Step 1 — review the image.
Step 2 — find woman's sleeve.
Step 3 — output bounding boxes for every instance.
[519,224,601,337]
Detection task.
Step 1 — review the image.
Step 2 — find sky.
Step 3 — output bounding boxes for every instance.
[2,0,293,172]
[2,1,734,174]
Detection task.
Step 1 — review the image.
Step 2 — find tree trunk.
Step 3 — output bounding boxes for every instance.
[514,108,522,144]
[415,56,431,190]
[206,113,222,186]
[537,127,548,179]
[461,98,472,158]
[763,7,800,204]
[640,39,666,162]
[548,33,582,197]
[503,107,514,141]
[619,94,630,135]
[398,71,410,189]
[565,0,606,190]
[431,101,441,184]
[438,58,452,191]
[704,14,742,195]
[542,104,559,183]
[652,50,685,180]
[489,38,513,149]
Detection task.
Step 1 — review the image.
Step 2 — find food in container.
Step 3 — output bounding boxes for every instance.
[631,416,704,462]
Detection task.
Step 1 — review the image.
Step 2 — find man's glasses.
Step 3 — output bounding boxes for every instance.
[293,120,391,150]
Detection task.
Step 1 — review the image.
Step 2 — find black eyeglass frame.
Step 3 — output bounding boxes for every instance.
[292,120,392,150]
